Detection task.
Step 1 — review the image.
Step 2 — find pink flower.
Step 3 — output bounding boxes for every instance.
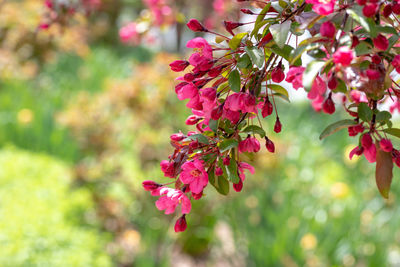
[180,159,209,194]
[333,47,354,66]
[285,67,305,90]
[311,95,324,112]
[155,188,191,215]
[363,3,378,17]
[307,76,326,100]
[176,83,198,100]
[119,23,140,44]
[349,146,364,160]
[306,0,335,15]
[361,133,376,163]
[160,160,175,178]
[187,37,213,68]
[239,136,261,153]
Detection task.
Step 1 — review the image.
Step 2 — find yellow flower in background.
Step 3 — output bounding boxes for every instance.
[331,182,350,199]
[300,233,318,250]
[17,109,34,125]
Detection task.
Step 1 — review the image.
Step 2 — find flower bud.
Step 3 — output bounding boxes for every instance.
[322,95,335,114]
[366,69,380,80]
[185,115,202,125]
[142,180,161,191]
[261,99,273,118]
[362,3,378,17]
[351,36,360,49]
[187,19,207,32]
[169,60,189,72]
[393,3,400,14]
[192,191,203,200]
[170,132,185,141]
[371,54,381,64]
[223,156,230,166]
[233,179,243,192]
[215,167,223,176]
[274,117,282,133]
[224,21,244,35]
[373,34,389,51]
[383,4,392,17]
[356,0,366,4]
[380,139,393,152]
[333,47,354,66]
[361,133,373,148]
[320,21,336,38]
[240,9,254,14]
[328,75,338,90]
[271,64,285,83]
[174,215,187,232]
[265,138,275,153]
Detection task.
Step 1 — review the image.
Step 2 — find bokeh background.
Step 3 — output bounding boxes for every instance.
[2,0,400,266]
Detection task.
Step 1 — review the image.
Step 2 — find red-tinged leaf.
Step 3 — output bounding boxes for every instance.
[375,145,393,199]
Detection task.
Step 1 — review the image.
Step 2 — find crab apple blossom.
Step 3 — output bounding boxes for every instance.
[180,159,208,194]
[144,0,400,232]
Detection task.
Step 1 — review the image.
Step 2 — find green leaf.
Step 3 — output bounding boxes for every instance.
[355,42,372,56]
[358,102,373,122]
[208,119,218,133]
[229,69,241,92]
[208,167,230,195]
[383,128,400,138]
[303,61,325,91]
[319,119,357,140]
[229,32,248,50]
[251,3,271,36]
[270,44,301,66]
[242,125,266,138]
[375,146,393,199]
[269,21,291,49]
[224,158,240,184]
[273,93,290,102]
[347,7,376,37]
[237,54,251,69]
[376,111,392,123]
[245,46,265,69]
[267,84,289,100]
[219,139,238,152]
[184,134,209,144]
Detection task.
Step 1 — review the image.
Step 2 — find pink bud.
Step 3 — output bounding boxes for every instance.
[351,36,360,49]
[383,4,392,17]
[362,3,378,17]
[185,115,202,125]
[261,99,273,118]
[265,138,275,153]
[320,21,336,38]
[373,34,389,51]
[393,3,400,14]
[380,139,393,152]
[170,132,185,141]
[271,65,285,83]
[392,55,400,72]
[174,215,187,232]
[192,191,203,200]
[215,167,223,176]
[371,55,381,64]
[240,9,254,14]
[274,118,282,133]
[142,180,161,191]
[224,21,244,35]
[349,146,364,160]
[322,95,335,114]
[223,157,230,166]
[169,60,189,72]
[233,179,243,192]
[361,133,373,148]
[187,19,207,32]
[328,75,338,90]
[356,0,366,5]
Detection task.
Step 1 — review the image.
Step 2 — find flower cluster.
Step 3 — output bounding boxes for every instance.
[144,0,400,231]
